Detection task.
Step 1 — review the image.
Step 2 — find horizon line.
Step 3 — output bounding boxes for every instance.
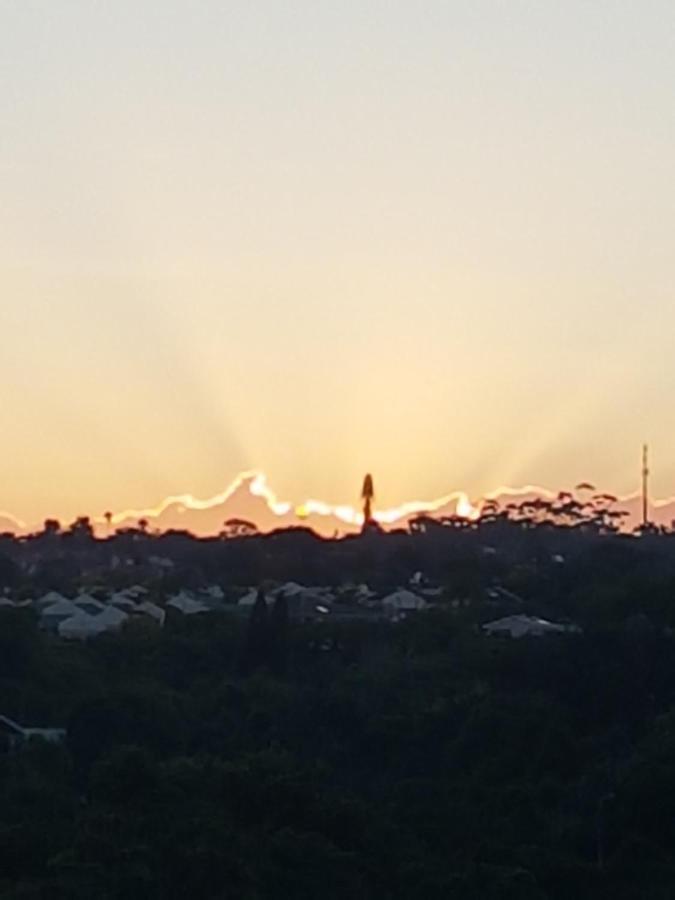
[3,472,673,534]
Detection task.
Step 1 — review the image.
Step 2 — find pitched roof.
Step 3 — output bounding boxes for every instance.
[58,612,108,640]
[381,589,427,610]
[167,593,209,615]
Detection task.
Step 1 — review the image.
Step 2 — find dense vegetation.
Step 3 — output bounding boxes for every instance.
[3,515,675,898]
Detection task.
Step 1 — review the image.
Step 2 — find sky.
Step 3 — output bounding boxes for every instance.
[2,1,675,525]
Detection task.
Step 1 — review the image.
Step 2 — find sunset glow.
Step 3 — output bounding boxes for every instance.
[6,5,675,892]
[101,470,483,532]
[2,3,675,525]
[26,472,659,538]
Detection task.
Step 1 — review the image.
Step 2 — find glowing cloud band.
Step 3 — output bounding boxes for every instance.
[5,473,673,536]
[103,472,552,531]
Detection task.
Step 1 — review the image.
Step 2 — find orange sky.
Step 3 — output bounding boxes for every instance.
[2,2,675,525]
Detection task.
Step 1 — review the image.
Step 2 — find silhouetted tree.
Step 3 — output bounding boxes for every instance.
[221,518,258,538]
[42,519,61,536]
[65,516,94,541]
[361,474,375,532]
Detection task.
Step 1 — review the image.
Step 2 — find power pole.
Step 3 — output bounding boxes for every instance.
[642,444,649,527]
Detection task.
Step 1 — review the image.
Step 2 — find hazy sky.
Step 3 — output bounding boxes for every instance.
[2,1,675,523]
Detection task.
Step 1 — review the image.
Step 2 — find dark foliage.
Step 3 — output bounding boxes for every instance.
[3,518,675,896]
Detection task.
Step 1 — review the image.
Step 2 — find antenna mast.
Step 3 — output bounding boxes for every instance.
[642,444,649,527]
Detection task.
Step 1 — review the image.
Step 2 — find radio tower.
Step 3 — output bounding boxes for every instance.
[642,444,650,527]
